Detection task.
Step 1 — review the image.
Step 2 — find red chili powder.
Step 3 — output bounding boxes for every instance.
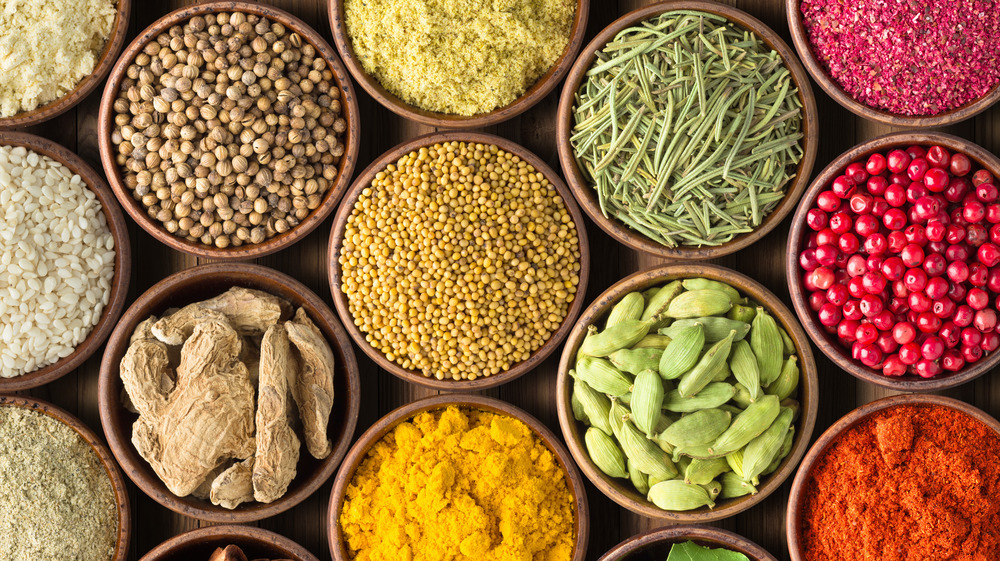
[800,0,1000,116]
[800,404,1000,560]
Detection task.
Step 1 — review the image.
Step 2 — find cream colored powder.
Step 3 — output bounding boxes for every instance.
[0,0,116,117]
[344,0,575,116]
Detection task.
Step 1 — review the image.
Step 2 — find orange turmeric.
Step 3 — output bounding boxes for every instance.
[340,406,576,561]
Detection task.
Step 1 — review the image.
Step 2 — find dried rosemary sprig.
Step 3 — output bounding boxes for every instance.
[570,10,804,248]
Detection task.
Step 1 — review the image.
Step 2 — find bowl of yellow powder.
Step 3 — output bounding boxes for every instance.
[328,0,589,128]
[329,394,589,561]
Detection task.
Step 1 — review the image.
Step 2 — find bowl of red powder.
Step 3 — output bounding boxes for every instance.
[787,0,1000,126]
[786,394,1000,560]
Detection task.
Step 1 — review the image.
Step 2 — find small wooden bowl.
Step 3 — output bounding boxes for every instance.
[140,525,319,561]
[786,131,1000,392]
[0,395,131,561]
[556,1,818,260]
[785,394,1000,560]
[0,132,131,392]
[598,525,778,561]
[327,394,590,561]
[327,131,590,391]
[0,0,131,129]
[556,263,819,522]
[327,0,589,129]
[97,262,361,523]
[786,0,1000,128]
[97,1,360,261]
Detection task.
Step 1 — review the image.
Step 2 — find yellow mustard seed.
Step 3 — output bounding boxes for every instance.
[340,141,581,381]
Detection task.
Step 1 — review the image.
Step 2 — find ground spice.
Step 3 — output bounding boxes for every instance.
[800,0,1000,116]
[343,0,576,116]
[0,405,118,561]
[800,403,1000,560]
[340,406,576,561]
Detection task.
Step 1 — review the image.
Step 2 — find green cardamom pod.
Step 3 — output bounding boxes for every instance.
[709,394,780,456]
[718,404,744,417]
[761,427,796,477]
[750,309,783,386]
[619,418,678,481]
[681,278,741,301]
[729,339,761,401]
[719,470,757,499]
[609,347,664,375]
[726,303,757,323]
[647,480,715,511]
[632,334,672,350]
[700,479,722,500]
[732,383,756,409]
[642,286,662,303]
[671,443,726,461]
[648,473,670,487]
[631,369,665,437]
[576,325,598,361]
[608,399,630,442]
[658,323,705,380]
[779,326,796,356]
[606,291,645,328]
[710,359,731,382]
[579,318,657,358]
[628,459,651,496]
[765,355,799,401]
[675,454,692,475]
[726,449,745,479]
[660,317,750,342]
[684,456,730,485]
[573,376,614,435]
[741,407,795,485]
[641,280,684,320]
[585,427,629,479]
[659,408,732,447]
[571,387,587,424]
[665,289,733,319]
[781,398,800,423]
[662,383,735,413]
[678,330,736,397]
[576,356,633,397]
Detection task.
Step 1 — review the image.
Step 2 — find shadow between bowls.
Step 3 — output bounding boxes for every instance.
[327,0,590,129]
[785,0,1000,128]
[785,393,1000,560]
[556,263,819,522]
[97,262,361,523]
[0,131,131,392]
[598,524,778,561]
[96,0,360,261]
[0,395,131,561]
[785,131,1000,392]
[140,525,319,561]
[555,0,819,260]
[327,131,591,391]
[0,0,131,129]
[327,394,590,561]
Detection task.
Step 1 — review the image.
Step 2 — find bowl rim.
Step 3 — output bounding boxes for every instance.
[556,262,819,521]
[555,0,819,260]
[326,0,591,129]
[326,393,590,561]
[785,131,1000,391]
[327,130,591,391]
[96,0,361,261]
[0,395,131,561]
[785,393,1000,560]
[785,0,1000,128]
[138,524,320,561]
[0,0,132,129]
[0,131,132,392]
[97,262,361,523]
[597,524,779,561]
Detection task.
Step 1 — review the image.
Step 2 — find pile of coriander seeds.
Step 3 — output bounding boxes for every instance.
[109,11,347,249]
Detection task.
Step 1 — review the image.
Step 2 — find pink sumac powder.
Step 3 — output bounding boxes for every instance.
[800,0,1000,116]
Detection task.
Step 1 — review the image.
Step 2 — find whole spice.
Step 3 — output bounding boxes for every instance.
[799,403,1000,559]
[0,145,116,378]
[339,406,576,561]
[343,0,575,116]
[571,277,800,511]
[339,141,582,381]
[0,405,118,560]
[666,541,749,561]
[110,11,347,249]
[798,144,1000,378]
[208,544,292,561]
[801,0,1000,116]
[570,11,804,248]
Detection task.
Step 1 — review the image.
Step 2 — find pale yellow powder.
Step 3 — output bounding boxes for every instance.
[0,0,116,117]
[344,0,575,116]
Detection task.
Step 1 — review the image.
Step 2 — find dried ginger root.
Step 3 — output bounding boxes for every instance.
[253,325,300,503]
[152,288,292,345]
[208,545,293,561]
[286,308,336,459]
[210,457,255,509]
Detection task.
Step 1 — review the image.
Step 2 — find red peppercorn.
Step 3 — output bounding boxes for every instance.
[924,276,949,299]
[846,255,867,279]
[991,224,1000,245]
[977,183,999,203]
[866,153,887,176]
[832,175,856,198]
[978,243,1000,267]
[808,291,826,311]
[914,359,942,378]
[945,177,971,203]
[870,197,889,217]
[892,322,916,344]
[945,244,970,261]
[926,146,950,168]
[961,327,983,347]
[887,231,908,253]
[898,343,921,365]
[827,284,850,306]
[967,287,990,310]
[969,262,989,286]
[817,190,841,212]
[810,267,835,290]
[987,269,1000,293]
[967,223,988,246]
[924,167,950,192]
[913,196,941,221]
[859,345,883,367]
[916,311,942,333]
[828,212,853,235]
[981,331,1000,352]
[972,169,994,186]
[920,336,945,360]
[863,233,887,255]
[900,244,925,267]
[950,153,972,176]
[906,182,929,205]
[903,268,928,292]
[890,172,910,187]
[939,322,961,348]
[882,355,907,376]
[838,319,861,341]
[859,294,884,317]
[845,162,869,184]
[888,296,908,315]
[872,311,895,332]
[906,146,927,160]
[855,323,879,345]
[805,208,828,231]
[880,208,905,231]
[926,240,947,255]
[922,254,947,277]
[904,224,928,245]
[908,292,932,312]
[838,232,860,254]
[884,183,907,207]
[954,305,976,327]
[867,175,889,196]
[962,344,984,362]
[974,309,997,332]
[816,228,839,247]
[947,261,970,283]
[941,350,965,372]
[855,214,880,237]
[887,149,911,174]
[880,257,905,281]
[964,199,987,223]
[865,255,884,273]
[908,158,930,182]
[818,303,842,326]
[814,244,838,267]
[924,220,946,242]
[849,192,874,214]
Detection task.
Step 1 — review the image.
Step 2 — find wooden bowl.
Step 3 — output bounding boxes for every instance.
[786,0,1000,128]
[327,131,591,391]
[327,0,589,129]
[97,1,360,260]
[0,0,131,129]
[556,263,819,522]
[598,525,778,561]
[97,262,361,523]
[785,393,1000,560]
[327,394,590,561]
[0,395,131,561]
[140,525,319,561]
[0,132,131,392]
[785,131,1000,392]
[556,1,818,260]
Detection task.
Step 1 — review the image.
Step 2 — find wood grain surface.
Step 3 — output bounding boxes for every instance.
[16,0,1000,559]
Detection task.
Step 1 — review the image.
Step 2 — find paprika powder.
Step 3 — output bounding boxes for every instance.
[799,403,1000,560]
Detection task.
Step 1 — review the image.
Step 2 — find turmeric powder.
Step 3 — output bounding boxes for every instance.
[340,406,576,561]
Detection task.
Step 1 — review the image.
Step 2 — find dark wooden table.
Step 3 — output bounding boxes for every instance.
[19,0,1000,559]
